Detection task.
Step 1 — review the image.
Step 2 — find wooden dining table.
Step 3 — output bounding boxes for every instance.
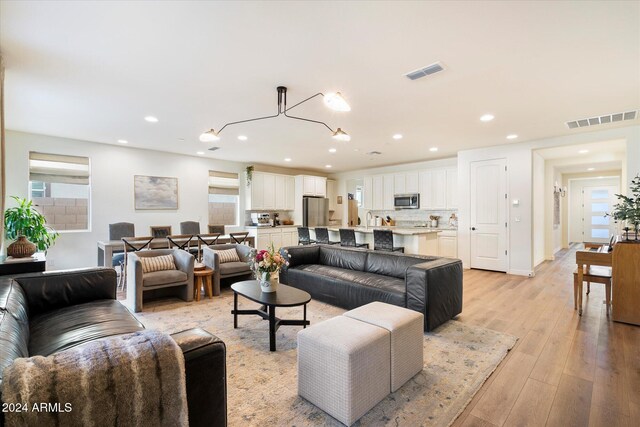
[97,235,255,267]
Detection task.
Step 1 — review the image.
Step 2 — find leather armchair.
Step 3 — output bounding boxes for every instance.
[203,244,255,294]
[125,248,194,312]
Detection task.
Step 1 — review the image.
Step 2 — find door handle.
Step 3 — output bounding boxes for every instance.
[471,227,476,231]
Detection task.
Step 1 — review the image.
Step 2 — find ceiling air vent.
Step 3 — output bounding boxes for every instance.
[366,151,382,156]
[405,62,445,81]
[208,146,220,151]
[566,110,637,129]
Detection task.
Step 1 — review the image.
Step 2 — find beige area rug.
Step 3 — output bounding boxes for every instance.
[135,289,517,427]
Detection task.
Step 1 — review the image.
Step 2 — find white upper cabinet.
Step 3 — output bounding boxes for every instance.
[394,174,405,195]
[372,175,384,210]
[285,176,295,211]
[432,169,446,209]
[445,167,458,209]
[383,175,395,210]
[300,175,326,197]
[363,176,373,210]
[247,172,296,211]
[405,172,420,194]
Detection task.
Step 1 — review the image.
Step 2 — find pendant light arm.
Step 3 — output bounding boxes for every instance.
[218,111,281,134]
[283,111,334,132]
[283,92,324,113]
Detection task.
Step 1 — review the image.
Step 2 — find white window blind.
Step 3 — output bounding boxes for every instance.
[29,152,90,185]
[208,171,239,195]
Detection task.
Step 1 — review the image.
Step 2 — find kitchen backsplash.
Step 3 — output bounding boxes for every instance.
[366,209,458,228]
[244,210,293,225]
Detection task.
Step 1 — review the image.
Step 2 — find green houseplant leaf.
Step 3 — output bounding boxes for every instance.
[608,174,640,235]
[4,196,59,251]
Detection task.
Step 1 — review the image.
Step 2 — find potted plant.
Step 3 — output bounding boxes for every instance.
[4,196,59,257]
[245,165,254,187]
[608,174,640,240]
[250,243,289,293]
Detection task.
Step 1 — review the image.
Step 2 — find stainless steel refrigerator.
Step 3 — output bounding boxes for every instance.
[303,197,329,227]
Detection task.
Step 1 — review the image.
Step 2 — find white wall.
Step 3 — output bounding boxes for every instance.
[5,130,248,270]
[459,125,639,277]
[532,152,545,267]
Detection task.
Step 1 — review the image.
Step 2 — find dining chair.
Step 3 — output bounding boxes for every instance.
[167,234,194,252]
[196,233,222,262]
[230,231,250,245]
[108,222,134,288]
[339,229,369,248]
[180,221,201,235]
[297,227,316,245]
[208,224,226,235]
[313,227,338,245]
[373,229,404,253]
[150,225,172,238]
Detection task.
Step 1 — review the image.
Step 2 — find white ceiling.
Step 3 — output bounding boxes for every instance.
[1,1,639,173]
[536,139,626,174]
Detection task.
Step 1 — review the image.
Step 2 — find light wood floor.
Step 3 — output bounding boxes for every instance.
[452,246,639,427]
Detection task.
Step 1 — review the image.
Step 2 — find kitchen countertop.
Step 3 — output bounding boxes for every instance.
[245,224,301,229]
[318,226,445,236]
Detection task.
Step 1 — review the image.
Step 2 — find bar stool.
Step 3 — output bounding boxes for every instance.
[314,227,339,245]
[373,229,404,253]
[298,227,316,245]
[339,229,369,248]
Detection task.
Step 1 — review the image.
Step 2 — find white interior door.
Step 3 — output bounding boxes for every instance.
[470,159,508,272]
[582,186,618,243]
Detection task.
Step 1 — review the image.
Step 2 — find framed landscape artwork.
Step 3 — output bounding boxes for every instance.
[134,175,179,210]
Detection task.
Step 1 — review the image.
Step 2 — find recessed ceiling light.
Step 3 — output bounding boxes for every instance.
[429,147,438,152]
[354,148,360,152]
[196,151,204,155]
[117,139,128,144]
[506,134,518,140]
[329,148,337,153]
[325,165,332,168]
[238,135,248,141]
[392,134,403,140]
[284,158,292,162]
[578,149,589,154]
[144,116,158,123]
[480,114,494,122]
[587,167,595,171]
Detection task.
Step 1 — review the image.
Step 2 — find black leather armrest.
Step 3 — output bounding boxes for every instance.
[14,268,117,317]
[171,328,227,427]
[406,258,463,331]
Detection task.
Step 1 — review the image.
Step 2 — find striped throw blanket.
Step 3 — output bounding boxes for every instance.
[1,330,188,427]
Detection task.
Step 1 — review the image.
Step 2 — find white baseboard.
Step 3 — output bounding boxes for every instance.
[508,269,535,277]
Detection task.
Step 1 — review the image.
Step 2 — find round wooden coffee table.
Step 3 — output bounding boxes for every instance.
[231,280,311,351]
[194,267,214,301]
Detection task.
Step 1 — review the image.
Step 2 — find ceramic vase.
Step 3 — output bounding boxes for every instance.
[7,236,37,258]
[260,271,279,293]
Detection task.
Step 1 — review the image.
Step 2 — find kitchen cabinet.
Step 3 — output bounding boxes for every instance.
[285,176,295,211]
[383,175,394,210]
[419,169,446,210]
[372,175,384,210]
[445,167,458,209]
[247,172,295,211]
[393,172,419,195]
[256,227,298,251]
[363,177,373,210]
[300,175,326,197]
[437,230,457,257]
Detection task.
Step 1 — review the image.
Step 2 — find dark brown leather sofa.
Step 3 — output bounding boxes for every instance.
[0,268,226,427]
[280,245,463,331]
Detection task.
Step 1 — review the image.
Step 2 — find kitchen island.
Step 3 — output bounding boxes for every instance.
[311,226,443,256]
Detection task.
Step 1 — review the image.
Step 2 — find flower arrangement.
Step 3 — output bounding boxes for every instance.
[251,243,289,292]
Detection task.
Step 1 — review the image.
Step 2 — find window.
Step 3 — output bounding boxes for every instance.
[208,171,239,226]
[29,152,91,232]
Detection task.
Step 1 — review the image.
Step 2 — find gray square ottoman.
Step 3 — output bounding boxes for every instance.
[297,316,390,426]
[344,301,424,392]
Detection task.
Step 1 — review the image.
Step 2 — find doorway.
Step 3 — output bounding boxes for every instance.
[470,158,508,272]
[581,185,619,243]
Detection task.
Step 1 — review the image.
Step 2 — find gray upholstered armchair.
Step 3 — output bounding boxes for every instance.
[203,244,255,295]
[125,248,194,312]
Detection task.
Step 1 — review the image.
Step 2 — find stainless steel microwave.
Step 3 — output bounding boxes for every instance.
[394,193,420,210]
